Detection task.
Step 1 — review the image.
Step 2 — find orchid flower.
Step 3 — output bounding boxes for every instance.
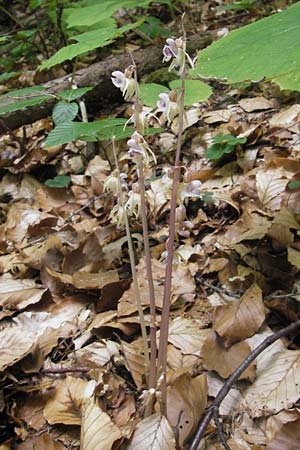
[126,189,141,219]
[111,66,136,101]
[127,131,156,165]
[157,91,179,125]
[162,37,194,74]
[104,171,127,196]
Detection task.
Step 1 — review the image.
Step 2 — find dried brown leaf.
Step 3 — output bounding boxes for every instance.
[0,326,36,371]
[128,413,175,450]
[202,331,256,380]
[44,376,87,425]
[242,349,300,417]
[80,398,122,450]
[214,284,265,347]
[167,372,207,446]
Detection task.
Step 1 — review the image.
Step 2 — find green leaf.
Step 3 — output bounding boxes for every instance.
[288,180,300,190]
[45,175,71,188]
[65,0,162,29]
[205,133,246,160]
[216,0,258,11]
[169,79,212,105]
[58,87,93,102]
[3,86,46,97]
[52,101,79,125]
[0,95,51,116]
[0,72,20,82]
[45,118,129,147]
[191,2,300,91]
[140,83,169,107]
[39,19,144,70]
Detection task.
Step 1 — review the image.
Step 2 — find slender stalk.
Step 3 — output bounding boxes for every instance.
[111,137,150,384]
[157,69,186,413]
[131,57,157,389]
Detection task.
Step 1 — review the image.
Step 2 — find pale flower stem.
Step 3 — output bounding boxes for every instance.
[157,70,186,414]
[137,158,157,389]
[131,55,157,389]
[111,137,150,384]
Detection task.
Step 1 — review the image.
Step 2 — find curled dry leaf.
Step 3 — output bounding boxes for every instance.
[202,331,256,381]
[128,413,175,450]
[80,398,122,450]
[44,376,88,425]
[0,278,47,319]
[214,284,265,347]
[167,372,207,446]
[0,326,36,371]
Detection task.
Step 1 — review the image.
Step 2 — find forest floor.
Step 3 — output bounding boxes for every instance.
[1,1,300,449]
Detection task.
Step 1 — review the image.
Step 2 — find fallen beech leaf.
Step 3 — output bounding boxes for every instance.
[80,398,122,450]
[45,267,119,289]
[0,278,47,319]
[122,340,145,388]
[167,372,207,446]
[168,317,210,354]
[32,434,65,450]
[44,376,87,425]
[202,331,256,380]
[242,349,300,417]
[266,410,300,450]
[287,245,300,269]
[214,284,265,347]
[128,413,175,450]
[239,97,274,112]
[0,327,35,371]
[269,104,300,130]
[76,341,119,368]
[256,170,288,210]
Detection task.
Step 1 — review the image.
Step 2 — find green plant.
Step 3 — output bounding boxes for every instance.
[191,2,300,91]
[205,133,247,160]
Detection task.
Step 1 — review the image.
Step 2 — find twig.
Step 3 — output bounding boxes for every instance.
[41,367,90,374]
[212,407,231,450]
[188,318,300,450]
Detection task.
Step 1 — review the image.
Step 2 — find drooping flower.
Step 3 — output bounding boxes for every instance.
[156,91,179,125]
[162,37,194,74]
[109,204,127,228]
[127,131,156,165]
[126,189,141,219]
[179,180,202,203]
[111,66,136,101]
[104,171,127,195]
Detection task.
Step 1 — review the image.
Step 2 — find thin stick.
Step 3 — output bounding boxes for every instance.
[188,318,300,450]
[111,136,150,384]
[41,367,90,374]
[212,407,231,450]
[157,67,186,412]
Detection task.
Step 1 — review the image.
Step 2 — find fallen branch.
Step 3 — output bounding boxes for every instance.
[1,34,211,131]
[188,318,300,450]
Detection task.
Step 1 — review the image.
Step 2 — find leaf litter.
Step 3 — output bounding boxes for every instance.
[1,2,300,450]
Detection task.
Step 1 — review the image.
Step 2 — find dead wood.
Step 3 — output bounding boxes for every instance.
[1,34,211,131]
